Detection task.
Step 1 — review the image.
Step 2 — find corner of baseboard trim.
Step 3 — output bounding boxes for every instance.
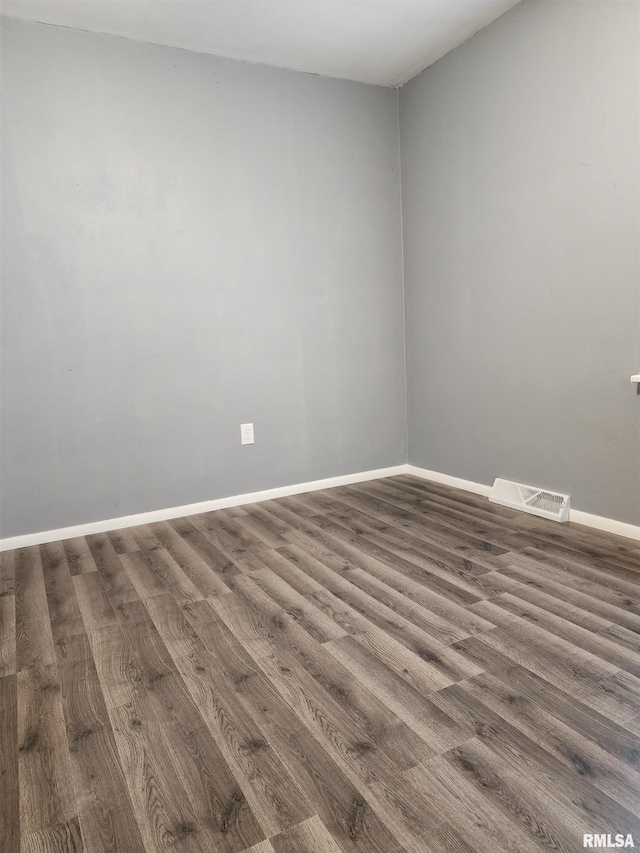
[0,464,410,552]
[405,465,640,542]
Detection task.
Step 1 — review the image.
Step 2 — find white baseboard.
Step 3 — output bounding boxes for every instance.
[3,462,639,551]
[567,509,640,542]
[405,465,492,498]
[406,465,640,542]
[0,465,408,552]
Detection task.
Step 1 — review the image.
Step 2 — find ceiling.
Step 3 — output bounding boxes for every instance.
[0,0,521,87]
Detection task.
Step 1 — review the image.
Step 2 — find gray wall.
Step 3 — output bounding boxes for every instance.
[400,0,640,524]
[0,18,406,537]
[3,2,638,537]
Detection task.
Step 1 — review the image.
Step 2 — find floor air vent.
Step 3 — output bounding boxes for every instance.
[489,478,570,523]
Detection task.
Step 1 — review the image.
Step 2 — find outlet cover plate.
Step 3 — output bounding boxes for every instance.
[240,423,254,445]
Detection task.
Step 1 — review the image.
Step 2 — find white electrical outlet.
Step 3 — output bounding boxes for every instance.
[240,423,254,445]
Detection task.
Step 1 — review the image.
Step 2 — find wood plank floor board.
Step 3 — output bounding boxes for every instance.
[112,600,202,727]
[329,481,501,553]
[514,547,640,605]
[169,516,242,579]
[511,532,640,577]
[186,596,437,847]
[231,515,288,551]
[247,567,347,644]
[257,541,482,682]
[107,696,212,853]
[1,548,16,597]
[105,528,140,556]
[208,587,282,660]
[326,562,476,645]
[17,664,77,837]
[20,816,85,853]
[448,633,519,675]
[72,572,118,632]
[142,593,207,660]
[63,717,145,853]
[236,586,434,771]
[467,599,621,680]
[498,558,640,635]
[404,478,640,565]
[280,520,481,645]
[62,538,97,577]
[276,511,488,606]
[15,546,57,673]
[251,647,443,845]
[1,673,20,853]
[306,587,481,688]
[504,561,640,625]
[499,664,640,773]
[131,541,207,605]
[85,534,140,609]
[269,815,345,853]
[476,626,624,715]
[369,479,525,538]
[300,512,495,605]
[190,511,269,557]
[41,541,86,645]
[252,548,326,596]
[345,481,516,555]
[340,620,455,694]
[118,550,171,601]
[345,535,494,606]
[404,757,545,853]
[54,632,114,751]
[324,634,474,755]
[470,567,640,649]
[394,475,638,557]
[87,623,145,710]
[587,670,640,725]
[133,521,226,600]
[441,737,583,852]
[600,622,640,656]
[160,715,266,853]
[400,822,489,853]
[240,502,296,531]
[173,647,316,838]
[485,591,640,677]
[179,607,399,852]
[180,598,263,685]
[374,482,543,553]
[241,842,276,853]
[456,668,640,815]
[389,476,523,526]
[3,476,640,851]
[255,636,403,767]
[0,593,16,677]
[355,539,496,605]
[299,536,496,638]
[429,683,640,841]
[115,600,267,851]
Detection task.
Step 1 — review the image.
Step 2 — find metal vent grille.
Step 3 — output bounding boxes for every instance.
[526,491,565,513]
[489,478,570,523]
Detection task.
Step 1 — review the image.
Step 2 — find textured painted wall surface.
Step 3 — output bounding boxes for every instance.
[401,0,640,524]
[3,1,638,537]
[0,19,406,536]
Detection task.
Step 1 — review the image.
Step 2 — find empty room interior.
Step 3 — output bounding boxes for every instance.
[1,0,640,850]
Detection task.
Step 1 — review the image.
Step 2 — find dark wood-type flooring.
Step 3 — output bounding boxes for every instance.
[2,474,640,852]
